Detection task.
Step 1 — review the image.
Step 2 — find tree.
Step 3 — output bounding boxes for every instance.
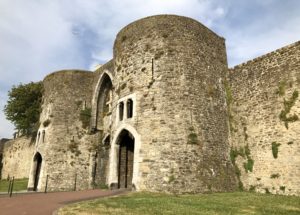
[4,82,43,136]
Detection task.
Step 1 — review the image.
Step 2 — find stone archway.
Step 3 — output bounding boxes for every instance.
[117,130,135,189]
[108,125,141,190]
[91,71,114,132]
[32,152,42,191]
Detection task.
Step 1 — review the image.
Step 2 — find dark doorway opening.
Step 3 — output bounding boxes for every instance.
[33,152,42,191]
[118,130,134,189]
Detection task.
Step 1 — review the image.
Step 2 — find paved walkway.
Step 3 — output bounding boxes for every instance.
[0,189,128,215]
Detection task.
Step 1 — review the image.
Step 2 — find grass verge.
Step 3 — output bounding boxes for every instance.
[58,192,300,215]
[0,178,28,192]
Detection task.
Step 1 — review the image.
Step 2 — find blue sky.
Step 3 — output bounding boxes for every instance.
[0,0,300,138]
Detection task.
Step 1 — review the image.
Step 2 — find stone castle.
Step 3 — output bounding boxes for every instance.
[0,15,299,195]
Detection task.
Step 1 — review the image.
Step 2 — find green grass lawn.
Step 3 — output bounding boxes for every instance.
[58,191,300,215]
[0,178,28,192]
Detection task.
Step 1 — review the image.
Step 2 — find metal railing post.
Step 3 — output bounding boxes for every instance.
[74,173,77,191]
[7,177,11,194]
[9,176,14,197]
[44,174,49,193]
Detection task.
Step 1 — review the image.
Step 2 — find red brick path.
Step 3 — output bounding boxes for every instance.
[0,189,127,215]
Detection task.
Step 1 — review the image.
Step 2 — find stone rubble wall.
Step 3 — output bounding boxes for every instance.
[1,137,34,179]
[229,41,300,195]
[112,15,237,193]
[31,70,95,191]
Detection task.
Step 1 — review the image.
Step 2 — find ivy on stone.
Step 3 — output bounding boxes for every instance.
[279,90,299,129]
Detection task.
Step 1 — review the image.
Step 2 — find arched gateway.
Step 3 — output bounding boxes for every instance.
[28,152,42,191]
[117,130,135,188]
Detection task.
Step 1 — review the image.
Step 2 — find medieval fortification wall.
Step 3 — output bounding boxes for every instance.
[27,70,96,191]
[110,15,237,192]
[0,15,299,195]
[1,137,34,179]
[229,41,300,195]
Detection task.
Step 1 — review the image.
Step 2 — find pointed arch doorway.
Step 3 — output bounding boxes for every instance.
[117,130,135,189]
[33,152,42,191]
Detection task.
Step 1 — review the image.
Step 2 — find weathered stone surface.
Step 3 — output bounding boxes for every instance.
[229,41,300,196]
[1,137,34,179]
[1,15,299,195]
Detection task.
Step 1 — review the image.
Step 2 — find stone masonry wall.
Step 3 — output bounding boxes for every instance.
[90,60,115,187]
[111,15,237,193]
[229,41,300,195]
[0,138,10,179]
[30,70,96,191]
[1,137,34,179]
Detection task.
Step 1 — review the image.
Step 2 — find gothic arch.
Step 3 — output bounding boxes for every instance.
[91,70,114,131]
[108,125,141,190]
[28,152,43,191]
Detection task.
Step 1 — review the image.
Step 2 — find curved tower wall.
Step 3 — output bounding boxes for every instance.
[28,70,95,191]
[111,15,237,192]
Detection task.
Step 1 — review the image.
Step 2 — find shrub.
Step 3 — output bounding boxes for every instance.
[4,82,43,135]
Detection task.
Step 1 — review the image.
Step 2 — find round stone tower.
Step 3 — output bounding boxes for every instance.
[28,70,95,191]
[107,15,237,193]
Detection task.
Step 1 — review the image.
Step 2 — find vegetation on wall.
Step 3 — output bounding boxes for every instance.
[270,173,280,179]
[187,127,199,144]
[230,144,255,190]
[276,80,286,96]
[280,186,286,192]
[229,148,243,190]
[243,145,254,173]
[271,142,281,159]
[279,90,299,129]
[79,108,91,129]
[4,82,43,136]
[68,139,81,156]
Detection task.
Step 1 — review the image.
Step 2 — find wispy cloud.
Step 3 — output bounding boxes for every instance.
[0,0,299,138]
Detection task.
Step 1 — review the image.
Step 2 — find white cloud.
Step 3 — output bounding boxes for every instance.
[0,0,299,137]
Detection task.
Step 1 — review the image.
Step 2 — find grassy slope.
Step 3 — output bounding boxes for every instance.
[0,178,28,192]
[58,192,300,215]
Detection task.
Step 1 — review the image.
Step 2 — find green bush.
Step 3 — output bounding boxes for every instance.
[4,82,43,135]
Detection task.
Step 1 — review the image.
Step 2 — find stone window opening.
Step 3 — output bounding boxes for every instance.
[42,130,45,143]
[127,99,133,118]
[119,102,124,121]
[95,73,113,129]
[37,132,40,143]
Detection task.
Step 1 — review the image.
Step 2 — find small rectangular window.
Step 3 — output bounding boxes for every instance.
[119,102,124,121]
[127,99,133,118]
